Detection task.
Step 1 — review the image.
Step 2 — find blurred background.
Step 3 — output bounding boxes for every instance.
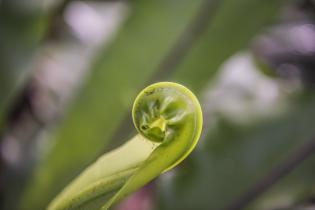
[1,0,315,209]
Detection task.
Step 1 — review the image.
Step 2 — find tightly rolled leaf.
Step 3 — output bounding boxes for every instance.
[48,82,203,210]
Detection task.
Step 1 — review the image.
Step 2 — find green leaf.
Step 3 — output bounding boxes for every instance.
[47,82,203,210]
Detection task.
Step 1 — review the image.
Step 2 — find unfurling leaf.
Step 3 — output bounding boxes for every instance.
[47,82,203,210]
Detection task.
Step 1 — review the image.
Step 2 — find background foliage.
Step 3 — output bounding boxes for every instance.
[1,0,315,209]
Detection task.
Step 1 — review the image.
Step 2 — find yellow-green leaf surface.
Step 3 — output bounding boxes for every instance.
[47,82,203,210]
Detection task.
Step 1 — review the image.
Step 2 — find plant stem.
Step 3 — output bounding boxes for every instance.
[224,134,315,210]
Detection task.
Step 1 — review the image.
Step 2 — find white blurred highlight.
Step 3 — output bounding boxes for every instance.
[201,51,296,127]
[1,136,21,166]
[290,24,315,54]
[65,1,127,46]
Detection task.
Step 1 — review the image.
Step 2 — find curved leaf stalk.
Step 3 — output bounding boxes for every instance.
[48,82,203,210]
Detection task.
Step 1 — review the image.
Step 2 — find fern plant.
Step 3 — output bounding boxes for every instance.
[48,82,203,210]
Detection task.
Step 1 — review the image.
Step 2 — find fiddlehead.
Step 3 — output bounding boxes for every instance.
[48,82,203,210]
[132,82,202,170]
